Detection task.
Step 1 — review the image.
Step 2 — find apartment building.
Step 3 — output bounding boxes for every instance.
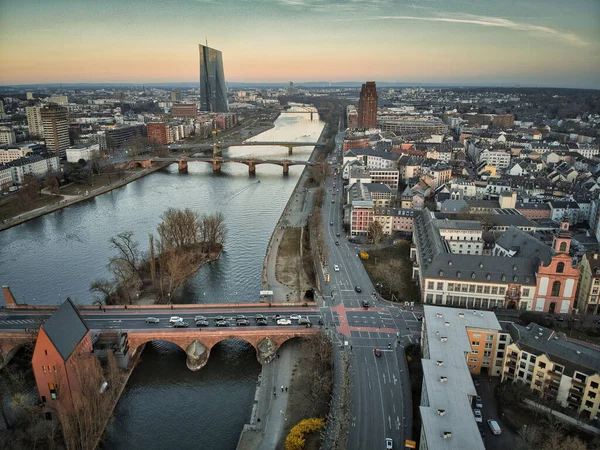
[479,149,511,169]
[419,305,507,450]
[350,201,374,236]
[502,323,600,420]
[370,168,400,191]
[0,147,33,164]
[373,207,415,234]
[26,106,44,137]
[576,253,600,315]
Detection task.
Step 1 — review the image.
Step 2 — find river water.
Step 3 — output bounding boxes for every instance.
[0,110,324,450]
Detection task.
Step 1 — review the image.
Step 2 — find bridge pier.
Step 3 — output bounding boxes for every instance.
[287,146,293,155]
[186,340,209,371]
[178,159,188,174]
[212,161,222,173]
[248,162,256,175]
[213,145,222,157]
[282,162,290,175]
[310,112,313,121]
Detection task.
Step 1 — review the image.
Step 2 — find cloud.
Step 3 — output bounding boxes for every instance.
[362,13,589,47]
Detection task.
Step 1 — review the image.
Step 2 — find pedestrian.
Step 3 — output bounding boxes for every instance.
[274,392,276,398]
[285,387,288,393]
[281,386,284,392]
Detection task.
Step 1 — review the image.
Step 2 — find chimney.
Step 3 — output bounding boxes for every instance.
[2,285,17,308]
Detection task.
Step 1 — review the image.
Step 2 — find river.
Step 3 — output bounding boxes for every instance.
[0,110,324,449]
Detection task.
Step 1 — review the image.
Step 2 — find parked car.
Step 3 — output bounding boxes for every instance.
[487,419,502,435]
[385,437,393,449]
[215,320,229,327]
[169,316,183,323]
[374,348,382,357]
[334,264,340,271]
[173,321,189,328]
[195,320,209,327]
[475,396,483,409]
[277,318,292,325]
[145,317,160,324]
[355,286,362,293]
[474,409,482,423]
[194,315,206,322]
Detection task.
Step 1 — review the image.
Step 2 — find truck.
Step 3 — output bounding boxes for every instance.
[359,251,369,260]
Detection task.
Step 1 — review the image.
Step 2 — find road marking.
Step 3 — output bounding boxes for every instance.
[393,403,396,414]
[388,415,391,429]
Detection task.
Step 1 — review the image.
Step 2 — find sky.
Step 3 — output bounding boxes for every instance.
[0,0,599,88]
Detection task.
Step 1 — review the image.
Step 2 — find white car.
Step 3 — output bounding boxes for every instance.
[474,409,483,423]
[290,314,301,320]
[334,264,339,272]
[169,316,184,323]
[277,318,292,325]
[386,438,393,449]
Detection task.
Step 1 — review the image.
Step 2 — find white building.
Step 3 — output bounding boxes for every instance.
[8,155,60,184]
[48,94,69,105]
[479,149,511,169]
[66,143,101,163]
[26,106,44,137]
[0,127,16,145]
[0,164,13,190]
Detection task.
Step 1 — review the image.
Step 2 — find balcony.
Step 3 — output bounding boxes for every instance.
[506,360,516,368]
[569,387,584,399]
[571,378,586,388]
[507,353,518,361]
[504,370,515,380]
[548,370,562,380]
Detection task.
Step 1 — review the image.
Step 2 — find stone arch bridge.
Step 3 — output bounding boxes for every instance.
[126,327,318,370]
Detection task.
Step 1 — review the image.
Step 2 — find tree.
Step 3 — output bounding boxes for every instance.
[89,278,117,305]
[108,231,141,279]
[158,208,201,249]
[44,170,61,195]
[165,247,193,299]
[368,220,384,248]
[201,212,227,250]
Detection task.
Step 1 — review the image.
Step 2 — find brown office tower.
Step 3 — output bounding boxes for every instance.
[358,81,378,129]
[41,105,70,157]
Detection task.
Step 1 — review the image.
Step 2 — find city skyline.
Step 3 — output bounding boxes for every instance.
[0,0,599,89]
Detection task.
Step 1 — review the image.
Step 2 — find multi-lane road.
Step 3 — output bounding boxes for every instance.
[317,133,418,450]
[0,307,322,331]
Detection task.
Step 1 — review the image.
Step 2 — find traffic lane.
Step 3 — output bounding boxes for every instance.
[83,310,323,323]
[348,346,387,450]
[380,349,405,447]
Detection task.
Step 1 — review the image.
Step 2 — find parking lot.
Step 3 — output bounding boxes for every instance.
[473,376,518,450]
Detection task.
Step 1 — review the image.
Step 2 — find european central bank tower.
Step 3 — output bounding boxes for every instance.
[199,44,229,112]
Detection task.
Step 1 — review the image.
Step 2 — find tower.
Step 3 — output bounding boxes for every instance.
[41,105,70,157]
[358,81,378,129]
[198,44,229,113]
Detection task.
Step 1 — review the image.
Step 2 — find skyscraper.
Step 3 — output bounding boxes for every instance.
[199,44,229,113]
[26,106,44,137]
[41,105,70,157]
[358,81,378,129]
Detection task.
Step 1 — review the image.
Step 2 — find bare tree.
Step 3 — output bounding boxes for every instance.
[44,170,61,195]
[108,231,141,279]
[368,220,385,248]
[202,211,227,250]
[157,208,201,249]
[165,247,194,299]
[89,278,117,305]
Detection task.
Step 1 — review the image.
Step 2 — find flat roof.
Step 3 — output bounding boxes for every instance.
[420,305,502,450]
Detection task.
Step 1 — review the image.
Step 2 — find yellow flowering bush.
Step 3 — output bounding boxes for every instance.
[284,417,325,450]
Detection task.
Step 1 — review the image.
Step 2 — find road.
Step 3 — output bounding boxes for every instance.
[0,306,322,332]
[317,132,417,450]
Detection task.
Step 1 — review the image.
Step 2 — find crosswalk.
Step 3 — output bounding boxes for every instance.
[0,319,38,325]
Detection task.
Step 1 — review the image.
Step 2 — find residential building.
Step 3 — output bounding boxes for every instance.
[8,155,60,184]
[379,117,448,135]
[492,114,515,128]
[479,149,511,169]
[105,124,146,149]
[548,201,583,225]
[26,106,44,136]
[170,89,182,102]
[41,105,70,157]
[147,122,169,145]
[350,200,374,236]
[502,322,600,420]
[48,94,68,105]
[66,143,100,163]
[346,105,358,129]
[357,81,377,129]
[515,202,552,220]
[576,253,600,315]
[0,147,32,164]
[369,168,400,191]
[419,305,506,450]
[0,127,16,145]
[199,44,229,112]
[0,164,12,190]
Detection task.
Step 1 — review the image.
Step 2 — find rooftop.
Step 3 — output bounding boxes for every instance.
[41,298,89,362]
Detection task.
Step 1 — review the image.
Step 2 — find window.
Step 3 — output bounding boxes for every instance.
[428,281,434,290]
[520,362,527,369]
[499,335,507,341]
[530,356,536,364]
[497,351,504,358]
[591,381,599,390]
[521,353,528,361]
[551,281,561,297]
[469,285,475,293]
[472,350,479,354]
[519,370,525,378]
[476,285,483,293]
[526,374,533,382]
[498,343,505,350]
[426,294,433,303]
[472,341,480,346]
[437,282,444,291]
[585,400,594,408]
[485,343,493,349]
[472,333,481,338]
[486,334,494,341]
[484,351,492,357]
[42,365,46,373]
[589,392,597,399]
[523,289,530,297]
[492,287,498,295]
[575,373,587,383]
[469,358,478,362]
[559,242,567,252]
[556,262,565,273]
[554,365,564,373]
[44,350,48,356]
[48,383,57,400]
[499,287,506,295]
[448,283,454,292]
[41,396,47,403]
[484,286,490,294]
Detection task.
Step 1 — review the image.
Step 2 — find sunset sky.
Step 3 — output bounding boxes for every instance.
[1,0,599,88]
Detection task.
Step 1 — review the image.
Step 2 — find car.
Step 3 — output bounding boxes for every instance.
[256,318,268,326]
[475,396,483,408]
[473,409,482,423]
[273,314,283,321]
[195,320,209,327]
[331,199,335,203]
[330,222,333,226]
[236,315,246,320]
[290,314,301,320]
[354,286,362,293]
[362,300,370,308]
[214,315,226,322]
[215,320,229,327]
[374,348,382,357]
[385,437,393,449]
[487,419,502,435]
[169,316,184,323]
[334,264,340,272]
[473,379,480,387]
[194,315,206,322]
[336,232,340,237]
[236,319,250,326]
[254,314,266,321]
[335,241,339,246]
[277,318,292,325]
[298,317,311,325]
[556,317,565,322]
[477,422,485,438]
[173,321,189,328]
[145,317,160,324]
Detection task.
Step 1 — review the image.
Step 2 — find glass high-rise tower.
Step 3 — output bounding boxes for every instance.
[199,44,229,113]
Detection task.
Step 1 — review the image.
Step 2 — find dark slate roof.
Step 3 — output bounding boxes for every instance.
[414,210,537,285]
[515,202,550,211]
[363,182,392,193]
[488,210,538,228]
[495,226,554,265]
[42,298,89,362]
[509,323,600,377]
